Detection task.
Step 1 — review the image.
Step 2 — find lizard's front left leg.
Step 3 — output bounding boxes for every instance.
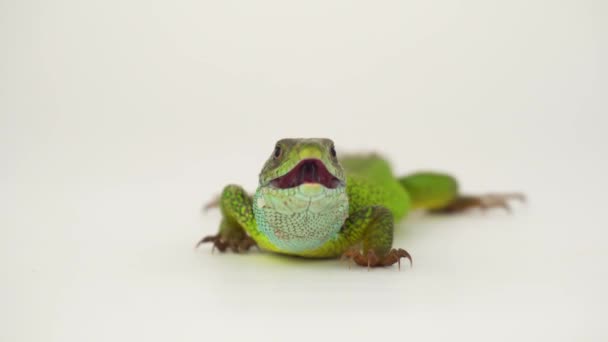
[304,206,412,269]
[196,185,259,253]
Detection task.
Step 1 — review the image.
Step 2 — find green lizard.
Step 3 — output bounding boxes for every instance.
[197,138,524,268]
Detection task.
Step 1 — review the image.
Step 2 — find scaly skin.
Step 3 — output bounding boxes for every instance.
[198,138,524,268]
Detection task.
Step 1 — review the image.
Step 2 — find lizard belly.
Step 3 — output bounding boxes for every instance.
[253,184,349,254]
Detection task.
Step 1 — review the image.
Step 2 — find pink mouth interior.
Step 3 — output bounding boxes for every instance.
[270,159,342,189]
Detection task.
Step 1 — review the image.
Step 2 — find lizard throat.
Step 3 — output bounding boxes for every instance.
[253,185,349,253]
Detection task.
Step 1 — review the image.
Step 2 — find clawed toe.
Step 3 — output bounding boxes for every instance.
[341,248,413,270]
[434,192,526,214]
[236,236,257,252]
[202,195,221,212]
[195,234,226,252]
[195,234,257,253]
[382,248,412,269]
[479,193,526,213]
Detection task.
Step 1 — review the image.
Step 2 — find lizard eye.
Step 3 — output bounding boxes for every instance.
[330,146,337,158]
[273,146,282,159]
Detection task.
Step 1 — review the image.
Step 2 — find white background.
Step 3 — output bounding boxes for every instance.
[1,0,607,341]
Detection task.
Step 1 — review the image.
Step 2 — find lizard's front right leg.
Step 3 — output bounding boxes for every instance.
[302,206,412,269]
[196,185,260,253]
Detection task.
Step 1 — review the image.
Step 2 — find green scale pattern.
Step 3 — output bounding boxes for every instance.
[252,184,349,254]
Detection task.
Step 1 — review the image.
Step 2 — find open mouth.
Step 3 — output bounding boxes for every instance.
[270,159,342,189]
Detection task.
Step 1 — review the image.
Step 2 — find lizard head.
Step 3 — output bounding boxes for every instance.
[258,138,346,189]
[253,138,349,253]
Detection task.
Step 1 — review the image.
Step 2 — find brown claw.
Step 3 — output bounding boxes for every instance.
[381,248,412,270]
[341,248,413,270]
[202,195,221,212]
[195,234,216,248]
[195,234,257,253]
[237,236,257,252]
[434,192,526,214]
[195,234,227,252]
[480,193,526,213]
